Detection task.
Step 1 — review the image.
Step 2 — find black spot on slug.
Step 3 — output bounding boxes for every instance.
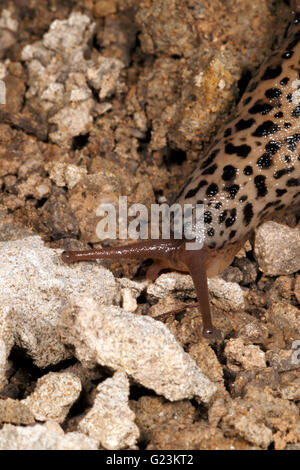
[276,188,287,196]
[249,101,273,115]
[252,121,280,137]
[282,50,294,59]
[292,105,300,118]
[286,134,300,151]
[248,81,258,92]
[206,183,219,197]
[243,96,252,106]
[265,140,281,155]
[280,77,289,85]
[219,210,227,224]
[265,88,282,99]
[185,180,208,198]
[229,230,236,240]
[261,64,282,80]
[204,211,212,224]
[243,203,253,226]
[222,165,237,181]
[243,165,253,175]
[257,153,273,169]
[235,118,255,131]
[202,164,218,175]
[273,167,294,179]
[224,184,240,199]
[200,149,220,169]
[225,208,237,227]
[225,143,251,158]
[286,178,300,186]
[254,175,268,197]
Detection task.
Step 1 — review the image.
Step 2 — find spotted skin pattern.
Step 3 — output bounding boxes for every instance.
[177,15,300,254]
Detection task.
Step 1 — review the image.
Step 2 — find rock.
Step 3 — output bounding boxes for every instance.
[255,222,300,275]
[266,348,300,372]
[2,75,25,113]
[224,338,266,372]
[87,57,125,100]
[221,266,243,284]
[135,0,275,152]
[0,29,16,60]
[295,275,300,303]
[79,371,139,449]
[237,322,268,345]
[21,13,96,147]
[189,341,225,394]
[266,301,300,342]
[46,162,87,189]
[22,372,82,423]
[221,385,300,449]
[0,398,35,425]
[39,189,80,239]
[131,396,196,441]
[146,272,195,300]
[68,173,122,243]
[0,236,119,388]
[48,101,94,148]
[147,272,246,312]
[20,12,127,147]
[0,424,98,450]
[93,0,117,17]
[0,307,14,390]
[147,421,255,450]
[280,371,300,401]
[59,297,217,403]
[121,288,138,312]
[208,277,245,312]
[233,257,258,285]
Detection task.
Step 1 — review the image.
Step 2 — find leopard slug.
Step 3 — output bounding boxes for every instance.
[62,12,300,339]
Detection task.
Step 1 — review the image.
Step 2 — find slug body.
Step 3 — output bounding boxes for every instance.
[62,13,300,339]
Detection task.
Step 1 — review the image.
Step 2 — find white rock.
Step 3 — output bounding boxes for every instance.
[70,87,92,102]
[147,272,245,311]
[79,371,139,449]
[0,424,98,450]
[87,57,124,99]
[0,236,119,388]
[20,13,100,147]
[41,83,64,103]
[147,272,195,300]
[225,338,266,371]
[255,221,300,275]
[121,288,138,312]
[46,162,87,189]
[22,372,82,423]
[48,100,94,147]
[42,13,95,52]
[0,9,18,32]
[0,306,14,389]
[208,277,245,312]
[59,297,217,403]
